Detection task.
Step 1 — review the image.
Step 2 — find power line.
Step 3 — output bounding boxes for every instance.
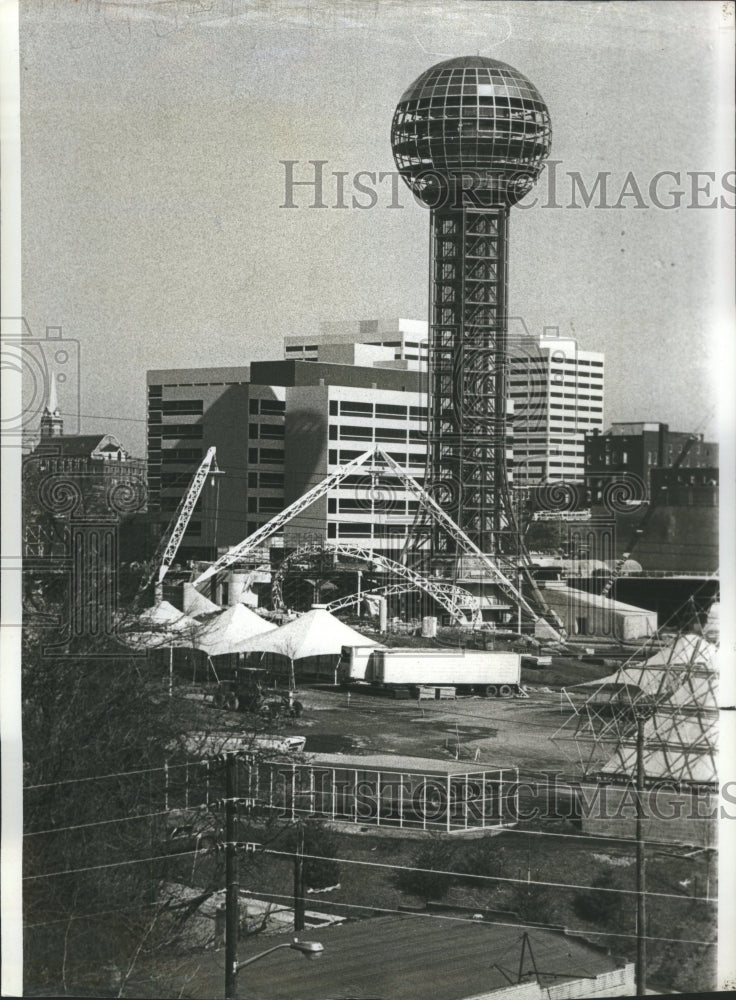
[22,787,717,852]
[237,889,717,948]
[262,848,716,904]
[24,761,190,791]
[22,849,199,881]
[25,808,172,837]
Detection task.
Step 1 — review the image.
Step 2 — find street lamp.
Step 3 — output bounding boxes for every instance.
[235,937,325,972]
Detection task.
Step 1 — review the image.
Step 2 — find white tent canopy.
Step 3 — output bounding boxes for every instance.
[233,607,380,660]
[572,633,717,692]
[121,601,200,650]
[182,583,221,618]
[194,603,276,657]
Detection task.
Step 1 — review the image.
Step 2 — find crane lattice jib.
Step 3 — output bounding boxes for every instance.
[190,445,551,632]
[191,448,377,586]
[271,542,482,627]
[157,447,218,584]
[375,449,541,622]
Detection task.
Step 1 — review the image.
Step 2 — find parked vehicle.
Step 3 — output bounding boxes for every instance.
[338,645,522,697]
[213,667,303,720]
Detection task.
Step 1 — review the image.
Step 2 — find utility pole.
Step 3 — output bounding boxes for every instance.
[225,753,239,1000]
[635,710,647,998]
[293,820,305,932]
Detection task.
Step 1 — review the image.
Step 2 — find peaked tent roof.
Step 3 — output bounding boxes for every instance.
[233,607,380,660]
[121,601,200,649]
[194,603,276,657]
[182,583,221,618]
[572,633,717,690]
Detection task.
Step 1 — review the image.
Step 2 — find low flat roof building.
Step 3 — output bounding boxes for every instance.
[147,913,635,1000]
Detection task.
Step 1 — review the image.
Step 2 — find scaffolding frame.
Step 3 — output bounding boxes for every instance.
[552,633,718,785]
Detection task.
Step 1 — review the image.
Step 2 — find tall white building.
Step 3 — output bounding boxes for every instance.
[283,379,427,555]
[508,332,604,485]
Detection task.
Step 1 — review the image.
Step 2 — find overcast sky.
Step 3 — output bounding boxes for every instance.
[19,0,732,455]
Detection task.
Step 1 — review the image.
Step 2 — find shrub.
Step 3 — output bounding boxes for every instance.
[285,821,341,891]
[573,869,630,927]
[455,839,506,883]
[396,837,458,900]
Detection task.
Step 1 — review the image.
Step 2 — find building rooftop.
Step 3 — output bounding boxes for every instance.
[307,751,511,776]
[33,433,128,459]
[148,914,628,1000]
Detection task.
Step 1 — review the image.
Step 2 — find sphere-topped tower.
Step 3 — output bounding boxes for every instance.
[391,56,551,561]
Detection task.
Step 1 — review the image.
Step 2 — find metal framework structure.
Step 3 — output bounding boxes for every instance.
[191,444,556,632]
[139,446,219,601]
[552,632,718,785]
[271,541,483,627]
[390,56,551,562]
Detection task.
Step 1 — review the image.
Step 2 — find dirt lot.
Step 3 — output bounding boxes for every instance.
[157,662,717,996]
[268,682,586,776]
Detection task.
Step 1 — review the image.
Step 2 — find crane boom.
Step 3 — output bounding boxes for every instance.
[376,449,549,625]
[137,446,219,601]
[191,448,377,586]
[191,445,558,636]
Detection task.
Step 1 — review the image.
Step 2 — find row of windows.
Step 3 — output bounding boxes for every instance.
[148,381,245,392]
[248,497,285,513]
[249,422,284,440]
[328,450,425,468]
[327,401,428,419]
[551,380,602,389]
[248,472,285,489]
[148,399,205,416]
[549,416,601,424]
[326,523,408,539]
[248,398,286,415]
[248,447,284,466]
[155,448,203,464]
[148,424,204,440]
[329,425,428,443]
[549,404,603,412]
[160,473,193,490]
[550,358,603,378]
[325,498,420,514]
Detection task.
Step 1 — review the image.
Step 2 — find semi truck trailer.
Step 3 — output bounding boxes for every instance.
[339,645,522,697]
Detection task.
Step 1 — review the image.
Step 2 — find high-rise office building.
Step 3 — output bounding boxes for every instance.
[146,358,426,566]
[509,333,604,485]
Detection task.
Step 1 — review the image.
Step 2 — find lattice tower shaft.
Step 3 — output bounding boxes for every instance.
[426,205,511,563]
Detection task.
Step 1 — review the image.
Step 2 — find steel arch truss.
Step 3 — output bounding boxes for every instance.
[191,444,555,634]
[272,542,483,627]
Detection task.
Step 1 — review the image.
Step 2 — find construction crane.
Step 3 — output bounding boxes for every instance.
[601,433,699,599]
[137,446,220,604]
[191,446,561,637]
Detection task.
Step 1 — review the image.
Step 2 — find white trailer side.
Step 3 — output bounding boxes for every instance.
[371,648,521,695]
